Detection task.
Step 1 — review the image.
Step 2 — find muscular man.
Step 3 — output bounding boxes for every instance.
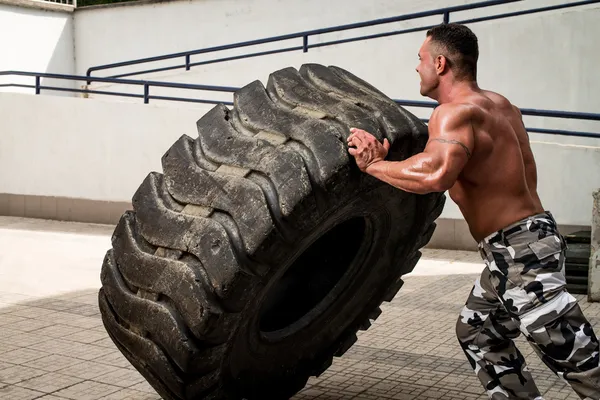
[347,23,600,400]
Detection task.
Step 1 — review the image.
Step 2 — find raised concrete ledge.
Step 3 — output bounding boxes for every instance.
[426,217,590,252]
[0,0,74,12]
[588,189,600,301]
[0,193,130,226]
[76,0,188,11]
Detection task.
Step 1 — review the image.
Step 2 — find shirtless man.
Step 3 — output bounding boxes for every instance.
[347,23,600,400]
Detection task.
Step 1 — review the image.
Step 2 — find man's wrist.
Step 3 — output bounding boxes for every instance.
[365,160,387,176]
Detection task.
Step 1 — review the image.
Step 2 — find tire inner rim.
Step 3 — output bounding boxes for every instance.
[257,216,370,341]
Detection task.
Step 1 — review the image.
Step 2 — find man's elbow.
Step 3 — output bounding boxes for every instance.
[427,171,455,193]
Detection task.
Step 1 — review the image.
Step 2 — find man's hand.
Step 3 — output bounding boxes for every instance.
[347,128,390,172]
[345,104,475,194]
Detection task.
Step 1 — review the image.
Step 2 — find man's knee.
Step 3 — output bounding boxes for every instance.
[456,306,481,345]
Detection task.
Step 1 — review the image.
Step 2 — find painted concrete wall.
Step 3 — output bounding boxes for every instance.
[0,2,76,94]
[1,92,599,230]
[0,93,212,202]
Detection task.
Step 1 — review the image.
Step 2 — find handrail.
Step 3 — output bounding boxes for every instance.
[1,70,598,139]
[0,71,237,104]
[86,0,600,81]
[394,100,600,122]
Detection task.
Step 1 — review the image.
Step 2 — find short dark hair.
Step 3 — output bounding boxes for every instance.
[426,23,479,80]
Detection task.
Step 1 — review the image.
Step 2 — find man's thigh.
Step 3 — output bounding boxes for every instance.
[457,268,520,344]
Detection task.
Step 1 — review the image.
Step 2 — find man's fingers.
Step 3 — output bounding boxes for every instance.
[348,147,358,156]
[349,135,363,147]
[350,128,369,139]
[383,138,391,151]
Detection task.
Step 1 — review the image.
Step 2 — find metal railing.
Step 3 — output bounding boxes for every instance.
[86,0,600,81]
[1,71,598,139]
[0,71,237,105]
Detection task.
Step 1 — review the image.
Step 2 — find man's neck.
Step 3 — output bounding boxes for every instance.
[434,79,480,104]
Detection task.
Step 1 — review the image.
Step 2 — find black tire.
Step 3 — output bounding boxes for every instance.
[98,63,445,400]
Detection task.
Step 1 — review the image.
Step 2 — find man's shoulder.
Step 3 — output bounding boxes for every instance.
[481,90,516,110]
[431,102,478,127]
[434,101,477,113]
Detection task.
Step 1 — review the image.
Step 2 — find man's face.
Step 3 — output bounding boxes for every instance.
[416,38,439,98]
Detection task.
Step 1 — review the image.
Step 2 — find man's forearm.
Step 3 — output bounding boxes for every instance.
[364,154,444,194]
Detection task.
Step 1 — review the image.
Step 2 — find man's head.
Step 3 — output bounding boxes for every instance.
[416,23,479,98]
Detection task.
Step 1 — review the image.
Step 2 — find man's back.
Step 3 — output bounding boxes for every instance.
[441,90,545,241]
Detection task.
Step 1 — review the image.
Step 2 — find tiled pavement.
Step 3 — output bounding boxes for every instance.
[0,217,597,399]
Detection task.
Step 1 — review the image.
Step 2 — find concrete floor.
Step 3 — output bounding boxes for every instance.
[0,216,596,399]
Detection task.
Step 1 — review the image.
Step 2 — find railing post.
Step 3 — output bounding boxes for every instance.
[443,11,450,24]
[185,55,191,71]
[144,83,150,104]
[303,35,308,53]
[35,76,41,95]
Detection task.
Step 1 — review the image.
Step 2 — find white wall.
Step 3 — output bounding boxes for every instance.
[0,2,75,94]
[0,92,212,202]
[74,0,600,139]
[1,92,599,227]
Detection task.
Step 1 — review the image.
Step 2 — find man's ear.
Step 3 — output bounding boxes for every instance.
[435,55,449,75]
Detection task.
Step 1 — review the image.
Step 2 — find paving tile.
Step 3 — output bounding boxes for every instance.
[28,339,109,361]
[0,348,51,364]
[58,360,122,380]
[5,307,58,319]
[0,314,28,327]
[15,372,83,393]
[36,312,102,329]
[0,331,54,348]
[0,385,44,400]
[6,318,56,333]
[23,354,83,373]
[100,388,162,400]
[53,381,121,400]
[129,380,158,394]
[91,337,118,349]
[0,305,28,315]
[24,299,82,312]
[0,362,15,372]
[64,292,100,306]
[62,329,107,344]
[0,344,18,355]
[93,368,145,388]
[0,365,46,384]
[34,324,86,339]
[65,304,99,317]
[93,351,134,369]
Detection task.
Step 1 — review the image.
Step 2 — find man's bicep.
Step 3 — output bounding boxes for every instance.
[429,138,472,159]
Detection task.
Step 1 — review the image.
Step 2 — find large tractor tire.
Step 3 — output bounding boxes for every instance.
[98,63,445,400]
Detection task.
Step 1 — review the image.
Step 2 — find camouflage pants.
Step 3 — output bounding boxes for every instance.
[456,211,600,399]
